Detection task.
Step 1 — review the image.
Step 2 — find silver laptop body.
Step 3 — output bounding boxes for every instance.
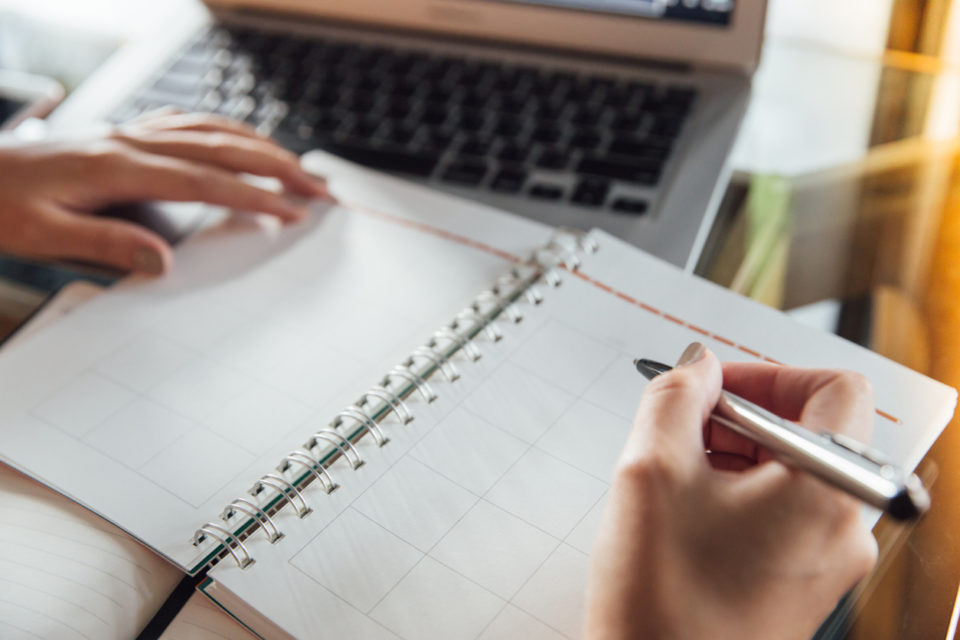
[50,0,767,269]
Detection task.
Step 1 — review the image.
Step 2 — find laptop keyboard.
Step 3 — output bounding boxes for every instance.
[113,25,698,215]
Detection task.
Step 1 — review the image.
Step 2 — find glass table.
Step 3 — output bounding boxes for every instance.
[696,39,960,640]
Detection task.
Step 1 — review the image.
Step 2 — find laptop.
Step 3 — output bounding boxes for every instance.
[49,0,767,269]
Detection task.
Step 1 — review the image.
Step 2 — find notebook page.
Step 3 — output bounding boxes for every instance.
[3,280,105,346]
[204,226,955,639]
[0,280,182,640]
[0,463,182,640]
[0,154,551,570]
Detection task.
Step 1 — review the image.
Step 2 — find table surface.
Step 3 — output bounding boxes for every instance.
[1,3,959,638]
[696,48,960,640]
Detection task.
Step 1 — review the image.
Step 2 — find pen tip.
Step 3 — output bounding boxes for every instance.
[634,358,672,380]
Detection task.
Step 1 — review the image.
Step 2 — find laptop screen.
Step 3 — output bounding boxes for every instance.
[487,0,734,26]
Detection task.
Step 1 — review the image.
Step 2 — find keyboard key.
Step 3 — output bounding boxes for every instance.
[497,143,531,163]
[531,124,562,144]
[152,73,205,97]
[611,112,642,132]
[419,104,449,126]
[569,104,607,126]
[169,55,214,77]
[608,136,670,161]
[325,139,439,176]
[419,128,456,153]
[454,109,487,132]
[611,197,649,214]
[571,178,610,207]
[380,121,417,145]
[649,115,684,138]
[441,159,489,185]
[343,115,379,138]
[383,97,413,119]
[492,94,528,115]
[458,136,494,157]
[535,147,570,171]
[569,129,602,150]
[530,99,567,120]
[342,91,378,114]
[490,167,528,193]
[577,155,660,185]
[490,115,522,137]
[528,183,564,200]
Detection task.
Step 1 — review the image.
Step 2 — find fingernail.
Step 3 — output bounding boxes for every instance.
[309,176,331,197]
[675,342,706,367]
[132,247,165,275]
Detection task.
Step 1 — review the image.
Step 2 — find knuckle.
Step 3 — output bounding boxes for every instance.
[205,132,234,154]
[80,141,128,170]
[645,370,693,397]
[833,371,874,404]
[184,168,214,197]
[614,451,677,490]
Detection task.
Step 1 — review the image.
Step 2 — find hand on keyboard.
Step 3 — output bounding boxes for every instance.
[0,111,330,275]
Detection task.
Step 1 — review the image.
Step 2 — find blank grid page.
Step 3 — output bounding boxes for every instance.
[0,155,550,570]
[208,228,956,640]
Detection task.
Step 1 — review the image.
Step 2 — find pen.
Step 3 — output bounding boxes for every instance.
[634,358,931,521]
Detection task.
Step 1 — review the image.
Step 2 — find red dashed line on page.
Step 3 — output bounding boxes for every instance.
[346,203,902,425]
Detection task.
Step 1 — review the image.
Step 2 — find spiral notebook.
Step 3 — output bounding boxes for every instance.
[0,152,954,639]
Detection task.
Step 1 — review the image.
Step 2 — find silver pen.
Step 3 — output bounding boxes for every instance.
[634,358,930,520]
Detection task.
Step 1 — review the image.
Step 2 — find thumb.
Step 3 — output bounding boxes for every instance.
[41,208,174,275]
[621,342,722,475]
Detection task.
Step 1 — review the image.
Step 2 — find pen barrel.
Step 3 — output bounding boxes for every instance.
[714,392,929,519]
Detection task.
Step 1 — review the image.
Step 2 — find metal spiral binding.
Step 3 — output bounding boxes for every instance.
[251,473,311,518]
[221,498,283,544]
[332,407,389,446]
[280,451,338,494]
[306,429,364,469]
[382,366,438,403]
[190,230,596,570]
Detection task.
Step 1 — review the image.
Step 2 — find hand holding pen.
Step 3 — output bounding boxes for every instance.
[585,342,879,640]
[635,349,929,520]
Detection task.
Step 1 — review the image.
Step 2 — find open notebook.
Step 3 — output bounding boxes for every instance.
[0,152,954,639]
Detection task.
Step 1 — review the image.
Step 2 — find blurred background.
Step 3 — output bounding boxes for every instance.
[2,0,960,637]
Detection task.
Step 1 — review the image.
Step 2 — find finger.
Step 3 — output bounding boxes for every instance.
[703,417,758,462]
[80,149,308,222]
[706,451,755,472]
[721,362,874,441]
[114,130,329,198]
[620,342,721,476]
[798,370,874,443]
[127,112,265,141]
[132,106,183,122]
[730,368,875,509]
[38,207,173,275]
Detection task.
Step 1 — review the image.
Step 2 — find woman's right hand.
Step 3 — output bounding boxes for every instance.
[585,343,879,640]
